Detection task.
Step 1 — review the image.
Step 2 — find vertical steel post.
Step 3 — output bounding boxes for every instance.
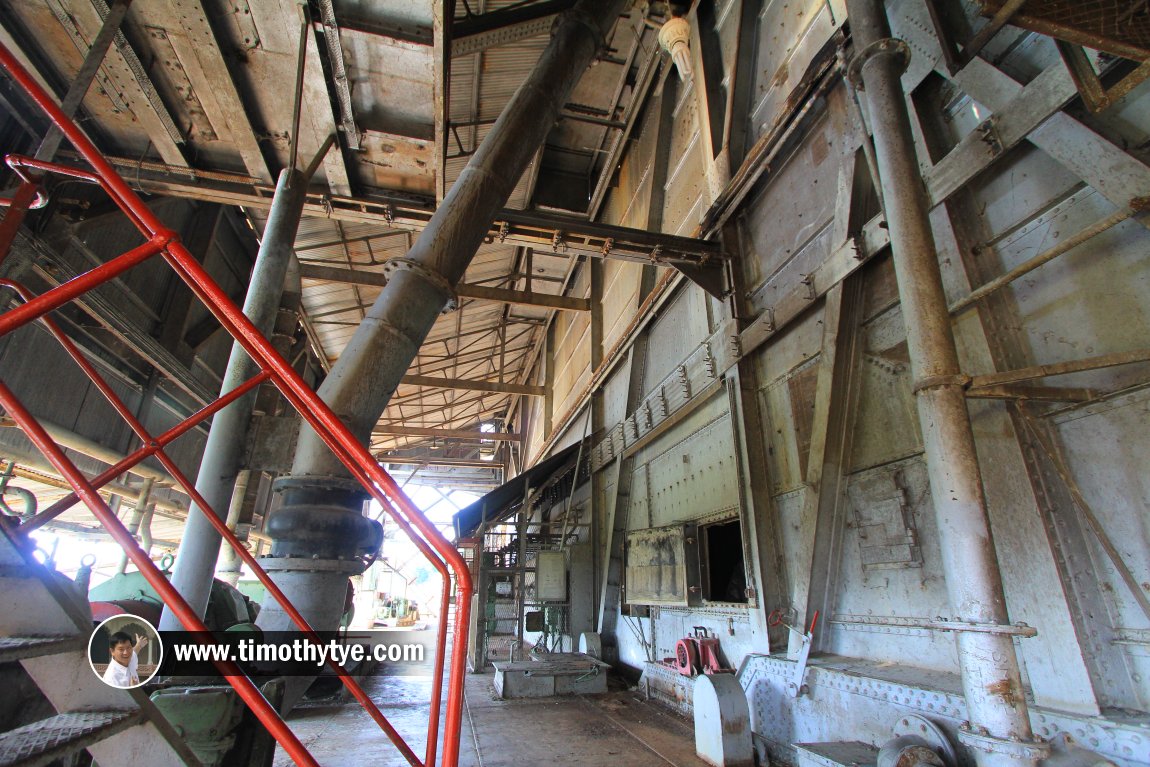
[265,0,632,598]
[116,476,154,574]
[844,2,1039,766]
[215,468,251,586]
[159,167,310,630]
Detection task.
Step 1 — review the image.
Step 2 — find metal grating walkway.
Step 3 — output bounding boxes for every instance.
[0,710,141,767]
[0,635,84,663]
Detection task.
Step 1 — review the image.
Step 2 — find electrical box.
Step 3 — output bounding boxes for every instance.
[535,550,567,601]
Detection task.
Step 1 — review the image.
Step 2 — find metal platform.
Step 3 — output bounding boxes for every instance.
[0,635,85,663]
[492,652,611,698]
[0,710,141,767]
[793,741,880,767]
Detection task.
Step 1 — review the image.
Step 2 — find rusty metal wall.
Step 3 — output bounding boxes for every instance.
[503,2,1150,755]
[711,1,1150,757]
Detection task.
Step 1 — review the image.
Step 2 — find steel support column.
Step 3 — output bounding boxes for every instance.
[115,477,154,574]
[215,469,251,586]
[159,165,311,631]
[267,0,631,569]
[844,2,1038,766]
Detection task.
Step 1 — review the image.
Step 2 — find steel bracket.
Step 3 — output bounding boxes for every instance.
[957,726,1050,762]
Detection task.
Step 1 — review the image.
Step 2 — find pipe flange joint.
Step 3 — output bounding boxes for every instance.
[382,257,458,313]
[913,374,971,394]
[957,727,1050,762]
[847,38,912,89]
[272,474,367,500]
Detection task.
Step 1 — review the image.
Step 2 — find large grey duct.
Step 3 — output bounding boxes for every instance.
[262,0,634,572]
[158,164,313,632]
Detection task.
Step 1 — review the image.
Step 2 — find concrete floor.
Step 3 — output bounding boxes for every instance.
[273,668,712,766]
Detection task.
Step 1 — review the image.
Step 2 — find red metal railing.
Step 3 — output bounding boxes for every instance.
[0,39,472,767]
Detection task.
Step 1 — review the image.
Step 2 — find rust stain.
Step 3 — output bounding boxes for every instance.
[986,679,1017,707]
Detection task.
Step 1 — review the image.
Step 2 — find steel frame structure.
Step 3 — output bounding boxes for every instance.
[0,40,473,767]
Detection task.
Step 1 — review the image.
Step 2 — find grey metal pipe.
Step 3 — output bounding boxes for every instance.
[0,442,185,517]
[215,468,251,586]
[116,477,154,574]
[159,166,311,630]
[138,504,155,558]
[844,3,1038,767]
[273,0,632,560]
[0,416,177,486]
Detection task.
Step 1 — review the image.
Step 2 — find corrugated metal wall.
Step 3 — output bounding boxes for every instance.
[0,197,255,528]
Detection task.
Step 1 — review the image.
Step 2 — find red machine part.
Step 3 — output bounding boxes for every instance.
[696,635,732,675]
[669,627,733,677]
[674,637,699,676]
[90,600,161,626]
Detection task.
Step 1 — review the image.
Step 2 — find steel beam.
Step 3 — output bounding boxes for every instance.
[84,156,723,266]
[400,374,544,396]
[380,456,503,468]
[314,0,361,150]
[336,14,432,46]
[451,0,575,58]
[51,0,187,166]
[969,348,1150,389]
[299,1,353,194]
[371,426,521,441]
[892,9,1150,221]
[36,0,131,162]
[297,262,591,311]
[153,0,269,181]
[587,29,662,219]
[433,0,450,201]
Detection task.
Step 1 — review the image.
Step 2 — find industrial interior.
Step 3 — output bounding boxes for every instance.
[0,0,1148,765]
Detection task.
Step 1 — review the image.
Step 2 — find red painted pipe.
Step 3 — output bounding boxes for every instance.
[1,282,425,765]
[0,234,170,338]
[0,383,322,767]
[0,40,474,765]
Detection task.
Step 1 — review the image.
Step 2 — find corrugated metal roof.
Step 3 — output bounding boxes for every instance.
[0,0,646,526]
[245,205,568,454]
